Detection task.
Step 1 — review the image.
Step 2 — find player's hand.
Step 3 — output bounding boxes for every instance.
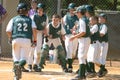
[44,36,49,42]
[8,37,12,45]
[31,41,37,47]
[72,30,77,35]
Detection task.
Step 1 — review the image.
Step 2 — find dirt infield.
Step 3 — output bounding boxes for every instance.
[0,60,120,80]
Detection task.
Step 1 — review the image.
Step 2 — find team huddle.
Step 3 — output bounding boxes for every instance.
[6,0,108,80]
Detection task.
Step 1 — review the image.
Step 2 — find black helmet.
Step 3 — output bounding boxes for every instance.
[85,5,94,12]
[37,3,45,9]
[68,3,75,9]
[17,3,28,12]
[75,6,86,14]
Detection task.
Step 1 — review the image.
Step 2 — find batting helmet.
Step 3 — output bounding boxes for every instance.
[17,3,28,12]
[85,5,94,12]
[68,3,76,9]
[75,6,86,15]
[37,3,45,9]
[99,13,107,20]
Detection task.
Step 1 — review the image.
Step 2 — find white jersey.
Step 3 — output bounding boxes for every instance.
[90,24,98,34]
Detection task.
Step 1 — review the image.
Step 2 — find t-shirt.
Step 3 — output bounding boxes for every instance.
[0,4,6,16]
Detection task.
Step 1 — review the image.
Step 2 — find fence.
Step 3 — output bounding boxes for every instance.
[0,0,120,61]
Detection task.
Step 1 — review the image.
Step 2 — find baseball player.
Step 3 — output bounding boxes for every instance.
[84,5,97,77]
[97,13,108,77]
[31,3,49,72]
[27,0,38,72]
[70,6,91,80]
[6,3,37,80]
[37,14,68,72]
[62,3,79,73]
[75,5,94,75]
[87,16,100,77]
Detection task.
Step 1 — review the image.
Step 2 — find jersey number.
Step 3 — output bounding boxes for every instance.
[17,23,28,31]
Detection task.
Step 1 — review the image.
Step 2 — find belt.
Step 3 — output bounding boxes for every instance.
[91,41,96,44]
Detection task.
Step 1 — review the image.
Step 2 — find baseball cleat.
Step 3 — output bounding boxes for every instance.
[21,66,29,72]
[86,72,96,78]
[14,64,22,80]
[62,68,68,73]
[68,68,73,73]
[97,69,108,77]
[28,65,32,72]
[33,64,38,72]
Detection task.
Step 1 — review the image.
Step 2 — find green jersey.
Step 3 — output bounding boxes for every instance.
[12,15,32,40]
[90,24,100,43]
[64,13,78,34]
[49,23,61,39]
[34,13,47,30]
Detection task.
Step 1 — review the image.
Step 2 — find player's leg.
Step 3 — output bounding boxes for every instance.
[20,39,31,72]
[98,42,108,77]
[27,47,35,72]
[57,45,68,72]
[38,43,49,72]
[65,35,73,72]
[70,38,78,73]
[73,38,90,79]
[33,31,42,71]
[12,39,22,80]
[87,43,97,78]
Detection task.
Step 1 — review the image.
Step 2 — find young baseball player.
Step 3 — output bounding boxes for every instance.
[37,14,68,72]
[85,5,97,77]
[62,3,79,73]
[75,4,95,75]
[85,5,95,19]
[27,0,38,72]
[87,16,100,77]
[31,3,49,72]
[97,13,108,77]
[70,6,91,80]
[6,3,37,80]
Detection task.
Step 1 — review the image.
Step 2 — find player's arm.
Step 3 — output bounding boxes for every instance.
[32,20,37,42]
[46,23,51,38]
[100,25,107,37]
[90,24,98,34]
[43,16,49,36]
[62,15,67,27]
[60,24,66,41]
[6,19,13,44]
[70,20,86,41]
[69,32,86,41]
